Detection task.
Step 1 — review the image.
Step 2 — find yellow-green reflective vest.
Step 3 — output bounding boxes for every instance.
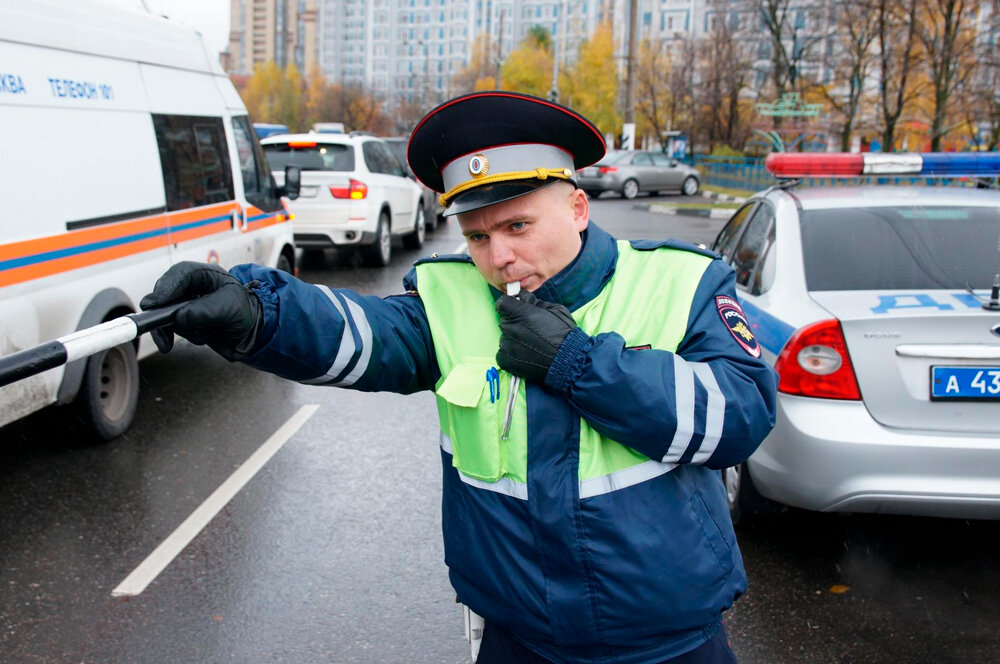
[415,240,712,492]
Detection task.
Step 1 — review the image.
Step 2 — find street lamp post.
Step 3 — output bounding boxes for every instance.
[549,0,567,103]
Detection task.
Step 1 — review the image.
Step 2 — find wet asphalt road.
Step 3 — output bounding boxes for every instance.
[2,194,999,664]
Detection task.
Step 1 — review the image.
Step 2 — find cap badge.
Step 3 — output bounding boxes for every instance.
[468,154,489,178]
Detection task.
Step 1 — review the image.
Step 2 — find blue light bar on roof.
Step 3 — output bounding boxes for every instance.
[766,152,1000,178]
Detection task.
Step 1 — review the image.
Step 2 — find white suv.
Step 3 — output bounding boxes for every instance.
[262,133,425,266]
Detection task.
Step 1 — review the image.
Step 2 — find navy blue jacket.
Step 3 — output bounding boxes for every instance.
[232,223,778,663]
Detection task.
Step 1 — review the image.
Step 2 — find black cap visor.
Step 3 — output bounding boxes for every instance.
[444,179,574,217]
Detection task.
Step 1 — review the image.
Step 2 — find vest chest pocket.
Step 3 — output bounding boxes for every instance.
[435,358,507,482]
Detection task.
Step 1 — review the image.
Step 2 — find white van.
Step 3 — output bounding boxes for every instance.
[0,0,299,440]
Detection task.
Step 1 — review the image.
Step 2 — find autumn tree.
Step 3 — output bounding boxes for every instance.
[822,1,879,151]
[500,27,554,97]
[320,83,390,134]
[453,32,498,93]
[302,68,329,130]
[240,61,306,130]
[874,0,923,151]
[275,62,303,131]
[699,2,754,150]
[754,0,826,116]
[635,39,673,148]
[241,61,283,124]
[960,2,1000,150]
[562,22,620,139]
[916,0,980,150]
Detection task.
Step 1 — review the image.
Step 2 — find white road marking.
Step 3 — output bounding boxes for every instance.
[451,241,468,255]
[111,404,320,597]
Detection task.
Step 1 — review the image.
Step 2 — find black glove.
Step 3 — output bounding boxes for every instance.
[139,262,262,361]
[496,291,578,384]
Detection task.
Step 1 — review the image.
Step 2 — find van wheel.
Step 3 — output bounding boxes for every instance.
[363,211,392,267]
[277,253,292,274]
[403,205,425,249]
[621,179,639,200]
[71,342,139,441]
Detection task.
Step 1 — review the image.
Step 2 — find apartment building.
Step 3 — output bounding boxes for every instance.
[228,0,319,75]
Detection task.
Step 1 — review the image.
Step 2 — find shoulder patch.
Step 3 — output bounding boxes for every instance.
[716,295,761,358]
[629,238,719,259]
[413,253,475,267]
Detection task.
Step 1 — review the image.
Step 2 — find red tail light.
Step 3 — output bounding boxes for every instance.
[775,319,861,400]
[330,179,368,200]
[598,166,618,174]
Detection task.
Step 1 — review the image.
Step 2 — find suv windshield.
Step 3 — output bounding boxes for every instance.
[262,143,354,171]
[801,205,1000,291]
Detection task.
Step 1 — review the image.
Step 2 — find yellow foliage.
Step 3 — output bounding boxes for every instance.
[454,33,500,94]
[241,60,305,130]
[562,22,620,137]
[474,76,497,91]
[500,37,553,97]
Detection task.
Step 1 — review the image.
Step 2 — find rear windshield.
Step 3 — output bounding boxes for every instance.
[262,143,354,171]
[598,151,630,165]
[801,206,1000,291]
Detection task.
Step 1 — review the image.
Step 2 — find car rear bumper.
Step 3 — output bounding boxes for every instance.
[578,174,622,191]
[291,208,373,247]
[748,394,1000,519]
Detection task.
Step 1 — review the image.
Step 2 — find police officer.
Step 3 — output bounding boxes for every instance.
[141,92,778,663]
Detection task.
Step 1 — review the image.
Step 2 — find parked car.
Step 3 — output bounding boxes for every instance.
[714,152,1000,523]
[261,133,425,267]
[253,122,290,139]
[577,150,700,199]
[383,136,444,231]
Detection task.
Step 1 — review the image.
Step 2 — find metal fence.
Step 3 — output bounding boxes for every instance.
[690,154,984,193]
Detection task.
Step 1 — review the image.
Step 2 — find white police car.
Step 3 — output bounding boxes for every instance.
[714,152,1000,522]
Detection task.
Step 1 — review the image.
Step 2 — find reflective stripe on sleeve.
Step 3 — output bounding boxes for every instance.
[690,363,726,464]
[440,433,528,500]
[662,356,694,463]
[299,286,373,386]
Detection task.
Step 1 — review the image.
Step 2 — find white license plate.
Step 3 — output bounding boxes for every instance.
[299,185,318,197]
[582,167,598,177]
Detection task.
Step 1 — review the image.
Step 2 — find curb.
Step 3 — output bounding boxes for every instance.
[646,204,733,219]
[701,190,747,204]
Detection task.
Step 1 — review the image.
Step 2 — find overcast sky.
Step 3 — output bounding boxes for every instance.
[105,0,231,54]
[154,0,230,53]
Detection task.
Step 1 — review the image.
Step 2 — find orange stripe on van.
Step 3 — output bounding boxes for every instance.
[0,202,250,288]
[0,236,170,288]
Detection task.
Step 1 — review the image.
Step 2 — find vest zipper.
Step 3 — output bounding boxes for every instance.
[501,374,519,440]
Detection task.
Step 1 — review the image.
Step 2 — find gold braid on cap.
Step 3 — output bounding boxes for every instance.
[439,167,574,208]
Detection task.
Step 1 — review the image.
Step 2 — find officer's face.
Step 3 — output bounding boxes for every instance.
[458,183,589,293]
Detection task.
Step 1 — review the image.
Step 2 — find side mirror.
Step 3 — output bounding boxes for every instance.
[669,159,679,167]
[281,165,301,200]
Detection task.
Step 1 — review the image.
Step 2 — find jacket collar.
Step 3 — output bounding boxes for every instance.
[532,221,618,312]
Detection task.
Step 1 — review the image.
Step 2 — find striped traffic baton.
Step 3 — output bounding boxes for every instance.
[0,302,186,388]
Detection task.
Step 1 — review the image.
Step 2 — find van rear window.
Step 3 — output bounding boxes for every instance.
[801,206,1000,291]
[263,144,355,171]
[152,115,234,211]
